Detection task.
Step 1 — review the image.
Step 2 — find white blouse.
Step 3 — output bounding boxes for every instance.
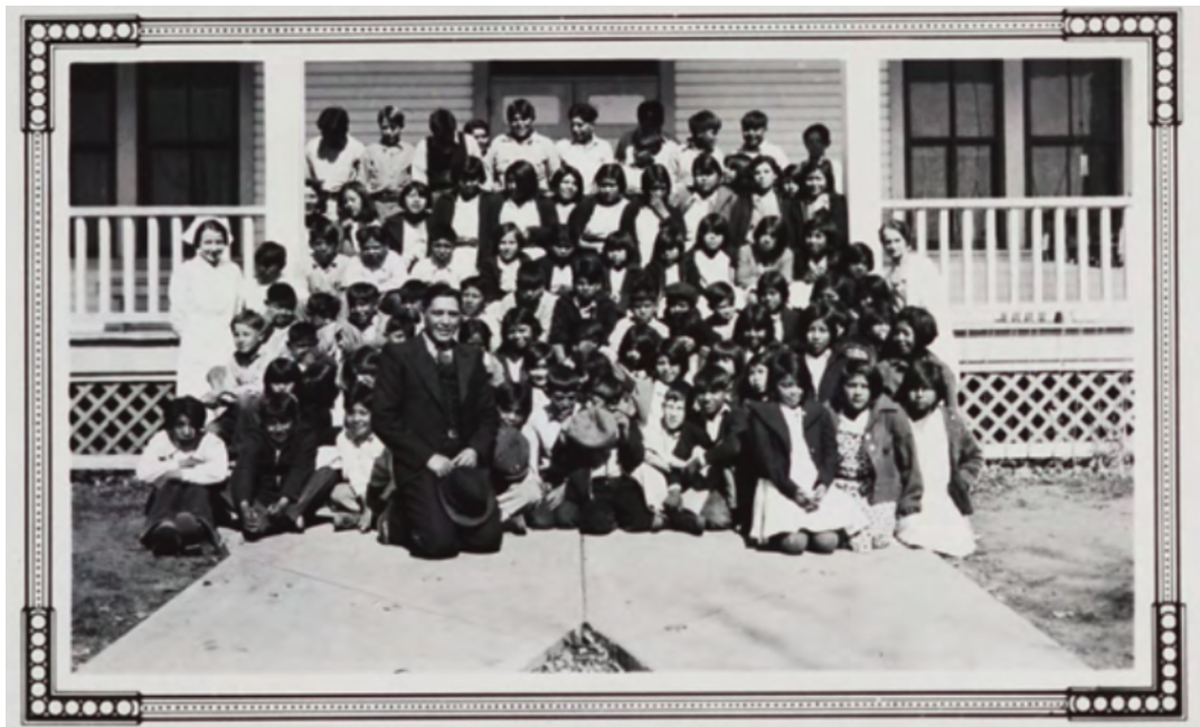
[500,199,543,234]
[781,404,819,497]
[635,208,665,265]
[451,195,482,243]
[586,199,628,240]
[136,431,229,486]
[806,349,831,389]
[693,251,732,288]
[496,256,521,295]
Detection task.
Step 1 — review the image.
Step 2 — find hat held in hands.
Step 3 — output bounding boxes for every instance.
[492,427,531,484]
[562,405,620,452]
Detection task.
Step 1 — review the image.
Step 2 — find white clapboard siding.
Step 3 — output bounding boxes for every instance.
[673,61,845,176]
[306,62,475,144]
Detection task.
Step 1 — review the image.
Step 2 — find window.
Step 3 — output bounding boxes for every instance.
[138,63,240,205]
[1025,60,1122,197]
[903,61,1003,200]
[69,64,117,206]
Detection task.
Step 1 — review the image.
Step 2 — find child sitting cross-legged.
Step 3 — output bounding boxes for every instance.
[672,364,744,532]
[137,396,230,556]
[636,382,694,532]
[311,381,391,532]
[525,365,585,530]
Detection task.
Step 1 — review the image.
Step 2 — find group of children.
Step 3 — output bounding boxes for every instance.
[142,98,979,561]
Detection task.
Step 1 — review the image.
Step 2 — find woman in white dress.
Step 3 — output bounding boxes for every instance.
[879,219,959,374]
[893,359,982,558]
[744,350,869,553]
[168,217,244,398]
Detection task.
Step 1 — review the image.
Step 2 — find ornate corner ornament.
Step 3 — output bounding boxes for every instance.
[19,9,1184,722]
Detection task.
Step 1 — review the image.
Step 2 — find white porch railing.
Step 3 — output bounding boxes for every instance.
[69,206,266,329]
[881,197,1131,325]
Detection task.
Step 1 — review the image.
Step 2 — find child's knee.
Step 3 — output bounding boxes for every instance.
[777,531,809,555]
[809,531,840,553]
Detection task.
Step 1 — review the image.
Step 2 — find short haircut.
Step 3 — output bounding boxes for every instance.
[572,250,607,284]
[603,230,637,257]
[162,396,207,431]
[343,345,382,390]
[377,104,405,128]
[501,305,544,343]
[617,325,664,374]
[898,358,949,407]
[356,224,387,249]
[832,359,884,413]
[259,392,301,425]
[756,269,791,305]
[458,318,493,349]
[345,281,382,308]
[265,282,298,310]
[547,364,583,393]
[749,154,783,180]
[339,181,379,222]
[459,275,486,296]
[639,164,673,198]
[316,106,350,137]
[839,241,876,275]
[384,308,421,339]
[704,281,736,307]
[575,319,607,345]
[515,259,548,292]
[344,380,376,411]
[895,306,940,352]
[594,163,628,194]
[455,156,488,184]
[397,279,429,305]
[859,274,896,309]
[506,98,537,122]
[254,241,287,270]
[803,123,832,146]
[231,309,268,333]
[636,100,665,127]
[658,337,693,369]
[751,215,789,263]
[692,364,733,394]
[495,380,533,420]
[399,180,432,210]
[550,166,585,202]
[652,220,687,262]
[567,102,598,124]
[628,269,661,305]
[287,321,318,346]
[422,281,462,310]
[463,118,489,135]
[858,302,894,331]
[662,383,690,405]
[733,303,777,347]
[688,109,722,136]
[308,217,341,250]
[800,300,845,341]
[741,109,769,131]
[523,341,554,369]
[880,218,913,249]
[263,358,302,390]
[798,159,836,198]
[695,213,731,251]
[691,152,724,180]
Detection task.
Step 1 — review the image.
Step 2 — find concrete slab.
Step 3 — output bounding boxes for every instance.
[581,531,1088,671]
[82,527,584,674]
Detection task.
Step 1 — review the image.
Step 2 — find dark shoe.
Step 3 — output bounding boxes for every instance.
[669,509,705,536]
[173,512,205,546]
[502,513,528,536]
[148,522,183,556]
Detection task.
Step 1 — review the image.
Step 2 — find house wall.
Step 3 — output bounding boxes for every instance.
[305,62,475,147]
[672,60,845,177]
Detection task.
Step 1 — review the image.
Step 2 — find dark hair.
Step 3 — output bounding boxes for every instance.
[397,279,429,305]
[515,259,548,292]
[688,110,722,136]
[287,321,318,346]
[894,306,939,354]
[636,100,665,128]
[254,241,287,270]
[704,281,736,307]
[799,300,845,345]
[495,380,533,420]
[756,269,790,307]
[766,348,814,402]
[380,287,407,318]
[258,392,300,425]
[694,213,730,255]
[342,345,382,391]
[572,250,607,285]
[266,282,298,310]
[316,106,350,138]
[603,230,637,258]
[455,156,487,184]
[617,325,664,375]
[652,220,687,264]
[550,166,585,204]
[803,123,832,147]
[499,306,543,352]
[308,216,341,251]
[594,163,628,194]
[463,118,490,136]
[494,223,529,260]
[748,154,782,184]
[547,364,583,393]
[809,274,859,312]
[567,102,599,124]
[751,216,788,264]
[858,301,894,334]
[399,181,432,214]
[506,98,536,123]
[707,340,744,379]
[458,318,493,350]
[663,382,690,405]
[859,274,896,311]
[639,164,673,199]
[504,160,540,203]
[429,108,458,136]
[692,364,733,394]
[733,303,777,349]
[897,358,949,410]
[263,358,302,390]
[797,159,836,201]
[524,341,554,370]
[189,219,230,251]
[384,308,421,339]
[345,281,382,308]
[344,380,376,411]
[691,152,725,182]
[628,268,661,305]
[830,359,883,415]
[231,309,268,333]
[575,319,608,348]
[422,281,462,310]
[839,241,876,276]
[657,337,693,377]
[741,109,769,131]
[162,396,207,432]
[377,105,405,128]
[355,224,387,250]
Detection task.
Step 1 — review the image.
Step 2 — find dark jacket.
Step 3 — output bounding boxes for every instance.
[477,251,531,302]
[877,352,959,411]
[855,395,919,511]
[380,212,432,257]
[727,191,803,252]
[371,337,499,484]
[230,418,319,507]
[548,294,621,347]
[619,199,684,268]
[477,194,559,266]
[745,398,839,501]
[567,196,631,249]
[798,192,849,240]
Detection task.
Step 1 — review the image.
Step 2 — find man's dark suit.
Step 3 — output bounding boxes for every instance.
[371,336,502,558]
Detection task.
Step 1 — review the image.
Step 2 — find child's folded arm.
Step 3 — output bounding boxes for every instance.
[134,432,179,484]
[179,435,230,486]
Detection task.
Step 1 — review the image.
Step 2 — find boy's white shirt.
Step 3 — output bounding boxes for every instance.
[342,250,409,292]
[316,431,387,500]
[407,248,476,288]
[527,404,571,473]
[136,431,229,486]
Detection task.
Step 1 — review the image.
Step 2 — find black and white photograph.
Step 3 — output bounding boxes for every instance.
[7,6,1196,724]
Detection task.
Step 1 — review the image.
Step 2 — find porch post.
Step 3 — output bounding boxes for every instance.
[262,55,307,278]
[843,54,884,259]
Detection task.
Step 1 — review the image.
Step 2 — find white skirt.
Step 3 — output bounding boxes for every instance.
[895,496,976,558]
[749,479,870,544]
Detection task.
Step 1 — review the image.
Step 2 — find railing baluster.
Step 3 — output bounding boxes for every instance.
[97,218,112,315]
[171,217,184,271]
[915,209,928,257]
[1032,209,1044,305]
[240,217,257,285]
[938,209,950,296]
[984,208,997,305]
[962,210,975,306]
[1054,208,1067,303]
[1077,206,1089,303]
[73,218,88,315]
[1100,207,1113,302]
[122,217,137,314]
[1008,208,1020,304]
[147,218,161,314]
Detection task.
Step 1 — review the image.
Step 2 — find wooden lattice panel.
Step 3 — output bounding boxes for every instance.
[69,380,175,456]
[957,370,1134,458]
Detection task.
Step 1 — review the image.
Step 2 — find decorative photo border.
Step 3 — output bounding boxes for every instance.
[15,8,1184,722]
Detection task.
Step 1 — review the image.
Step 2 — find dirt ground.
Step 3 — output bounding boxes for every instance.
[951,465,1134,669]
[71,472,225,669]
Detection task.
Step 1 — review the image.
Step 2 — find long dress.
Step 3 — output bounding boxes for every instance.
[169,256,244,398]
[749,404,869,543]
[895,406,976,557]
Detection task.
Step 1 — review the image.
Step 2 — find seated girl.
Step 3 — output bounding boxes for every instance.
[756,270,803,350]
[477,222,530,301]
[492,381,548,534]
[334,181,380,257]
[798,300,851,403]
[736,215,795,292]
[732,302,778,360]
[622,164,683,267]
[313,382,391,532]
[343,226,408,296]
[682,213,736,293]
[603,231,640,312]
[495,307,542,386]
[381,180,433,262]
[744,350,869,554]
[702,282,739,342]
[876,306,958,408]
[676,153,737,247]
[429,156,498,250]
[408,232,475,288]
[894,360,982,558]
[480,160,558,261]
[204,310,271,446]
[828,360,916,551]
[137,396,230,556]
[550,165,585,227]
[643,219,688,294]
[795,159,849,242]
[568,163,631,252]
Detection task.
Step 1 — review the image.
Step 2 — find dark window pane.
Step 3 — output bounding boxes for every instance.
[144,85,191,144]
[954,63,997,138]
[955,146,993,197]
[70,152,115,206]
[910,147,948,198]
[70,90,115,145]
[192,152,238,205]
[909,72,951,138]
[1030,146,1071,197]
[191,86,236,143]
[1027,60,1071,137]
[1072,61,1119,140]
[145,150,193,205]
[1081,144,1120,196]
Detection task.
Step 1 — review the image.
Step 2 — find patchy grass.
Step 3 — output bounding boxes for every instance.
[951,462,1134,669]
[72,471,226,669]
[529,623,649,673]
